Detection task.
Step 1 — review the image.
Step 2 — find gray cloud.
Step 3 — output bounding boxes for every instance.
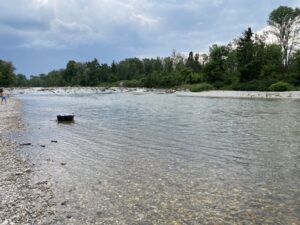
[0,0,299,75]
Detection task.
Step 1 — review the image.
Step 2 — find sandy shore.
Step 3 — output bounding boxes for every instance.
[0,99,56,225]
[176,90,300,99]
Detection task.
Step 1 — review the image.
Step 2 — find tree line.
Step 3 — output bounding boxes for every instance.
[1,6,300,91]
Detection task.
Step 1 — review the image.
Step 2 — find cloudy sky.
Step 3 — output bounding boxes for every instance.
[0,0,299,76]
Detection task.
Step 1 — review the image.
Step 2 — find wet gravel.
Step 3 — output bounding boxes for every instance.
[0,99,57,225]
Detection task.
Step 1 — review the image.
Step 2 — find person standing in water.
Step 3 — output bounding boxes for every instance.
[0,88,8,104]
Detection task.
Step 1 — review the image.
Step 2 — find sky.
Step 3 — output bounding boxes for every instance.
[0,0,299,76]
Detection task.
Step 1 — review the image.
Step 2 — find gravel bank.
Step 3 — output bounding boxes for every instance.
[176,90,300,99]
[0,99,57,225]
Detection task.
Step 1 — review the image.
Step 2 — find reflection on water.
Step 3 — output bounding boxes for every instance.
[17,92,300,224]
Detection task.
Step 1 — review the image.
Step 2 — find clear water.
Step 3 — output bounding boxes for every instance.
[16,92,300,224]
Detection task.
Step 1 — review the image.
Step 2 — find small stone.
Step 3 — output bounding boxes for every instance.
[66,215,72,219]
[40,145,46,148]
[61,201,68,206]
[25,169,31,173]
[61,162,67,166]
[20,143,31,146]
[0,220,9,225]
[51,140,58,143]
[15,172,24,176]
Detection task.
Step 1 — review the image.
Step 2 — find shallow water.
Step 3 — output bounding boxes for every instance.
[16,92,300,224]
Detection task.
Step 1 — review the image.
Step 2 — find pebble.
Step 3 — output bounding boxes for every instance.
[20,143,31,146]
[0,220,9,225]
[61,201,68,206]
[15,172,24,176]
[25,169,31,173]
[0,99,56,224]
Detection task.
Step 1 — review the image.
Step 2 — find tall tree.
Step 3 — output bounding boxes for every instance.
[193,53,202,72]
[0,60,16,87]
[260,44,282,80]
[85,59,101,86]
[204,44,230,87]
[236,28,264,82]
[186,51,195,69]
[268,6,300,73]
[64,60,77,83]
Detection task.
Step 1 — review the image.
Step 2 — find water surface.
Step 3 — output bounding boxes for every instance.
[16,92,300,224]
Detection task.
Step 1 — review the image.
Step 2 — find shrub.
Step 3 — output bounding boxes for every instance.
[189,83,214,92]
[269,81,294,91]
[123,80,142,87]
[190,72,204,84]
[232,80,273,91]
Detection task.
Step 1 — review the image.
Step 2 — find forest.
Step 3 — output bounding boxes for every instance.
[1,6,300,91]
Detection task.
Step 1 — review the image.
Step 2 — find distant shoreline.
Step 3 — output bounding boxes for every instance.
[8,87,300,99]
[176,90,300,99]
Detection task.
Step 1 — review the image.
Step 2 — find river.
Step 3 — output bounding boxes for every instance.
[15,91,300,224]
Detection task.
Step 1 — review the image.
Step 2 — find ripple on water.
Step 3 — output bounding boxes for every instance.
[16,92,300,224]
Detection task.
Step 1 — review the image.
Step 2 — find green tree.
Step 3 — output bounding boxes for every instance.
[15,74,28,87]
[116,58,143,81]
[186,52,202,72]
[193,53,202,72]
[142,58,154,75]
[186,51,195,69]
[203,44,230,87]
[289,50,300,85]
[236,28,267,82]
[152,57,163,72]
[260,44,282,80]
[99,63,110,82]
[28,75,45,87]
[85,59,101,86]
[0,60,16,87]
[111,61,117,74]
[162,57,174,73]
[64,60,77,84]
[46,70,65,86]
[268,6,300,73]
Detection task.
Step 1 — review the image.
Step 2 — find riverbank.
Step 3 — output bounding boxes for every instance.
[8,87,300,99]
[176,90,300,99]
[0,99,56,225]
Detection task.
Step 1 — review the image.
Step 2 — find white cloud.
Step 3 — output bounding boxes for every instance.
[132,14,159,27]
[256,26,277,44]
[0,0,163,49]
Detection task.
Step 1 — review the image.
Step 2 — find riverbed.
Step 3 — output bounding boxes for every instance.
[14,91,300,224]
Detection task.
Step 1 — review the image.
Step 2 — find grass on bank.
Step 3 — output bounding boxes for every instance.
[268,81,295,91]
